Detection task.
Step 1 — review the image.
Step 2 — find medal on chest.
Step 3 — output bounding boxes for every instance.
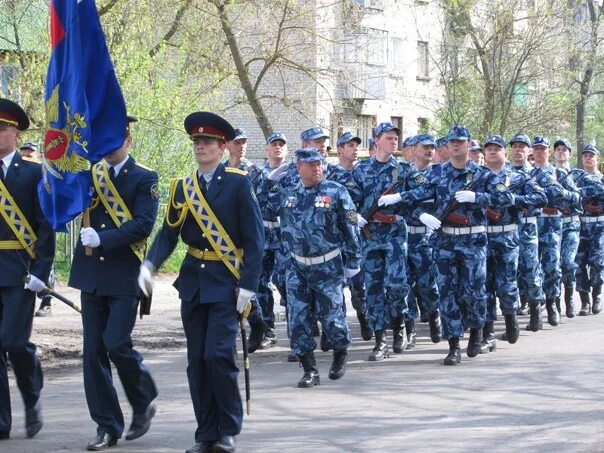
[315,195,331,208]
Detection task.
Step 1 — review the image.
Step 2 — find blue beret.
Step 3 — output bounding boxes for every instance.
[402,135,417,147]
[583,144,600,155]
[337,132,362,147]
[0,98,29,131]
[447,125,470,141]
[374,122,400,137]
[509,133,531,147]
[415,133,435,147]
[553,138,572,151]
[267,132,287,144]
[469,139,483,152]
[436,136,447,148]
[301,126,329,142]
[484,135,506,148]
[295,147,323,162]
[184,111,236,141]
[532,136,550,148]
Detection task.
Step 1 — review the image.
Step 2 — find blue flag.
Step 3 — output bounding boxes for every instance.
[39,0,127,232]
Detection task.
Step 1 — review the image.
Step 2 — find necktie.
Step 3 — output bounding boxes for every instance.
[109,166,116,181]
[0,161,5,182]
[199,176,207,194]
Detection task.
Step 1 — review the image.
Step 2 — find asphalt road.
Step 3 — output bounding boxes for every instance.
[5,301,604,452]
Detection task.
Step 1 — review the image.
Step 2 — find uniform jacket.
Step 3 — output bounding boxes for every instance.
[0,151,54,286]
[69,156,158,296]
[147,163,264,303]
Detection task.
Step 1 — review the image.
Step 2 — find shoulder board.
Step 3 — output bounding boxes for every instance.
[21,156,40,164]
[135,162,155,172]
[225,167,248,176]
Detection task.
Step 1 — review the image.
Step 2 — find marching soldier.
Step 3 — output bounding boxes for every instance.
[268,147,361,387]
[226,128,254,172]
[0,99,55,440]
[139,112,264,453]
[69,116,159,451]
[573,144,604,315]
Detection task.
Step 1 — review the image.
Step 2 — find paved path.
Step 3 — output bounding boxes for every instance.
[5,309,604,452]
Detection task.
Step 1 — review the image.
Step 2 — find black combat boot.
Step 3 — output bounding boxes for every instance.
[545,298,560,326]
[526,302,543,331]
[592,286,602,314]
[391,317,408,353]
[328,349,348,380]
[481,322,496,353]
[578,292,591,316]
[564,284,575,318]
[356,310,373,341]
[428,310,442,343]
[443,337,461,365]
[517,296,528,316]
[260,321,277,349]
[368,330,389,361]
[320,330,331,352]
[555,297,562,316]
[504,314,519,344]
[247,320,266,353]
[467,328,483,358]
[298,352,320,388]
[405,320,416,350]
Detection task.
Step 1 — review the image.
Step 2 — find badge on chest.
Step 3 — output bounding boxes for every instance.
[315,195,332,208]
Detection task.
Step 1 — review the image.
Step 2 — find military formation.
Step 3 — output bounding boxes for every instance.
[1,94,604,453]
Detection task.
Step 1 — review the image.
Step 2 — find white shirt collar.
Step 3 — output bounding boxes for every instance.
[1,150,17,175]
[109,155,129,177]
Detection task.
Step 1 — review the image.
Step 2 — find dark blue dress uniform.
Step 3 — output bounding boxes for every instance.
[0,152,55,437]
[146,113,264,445]
[68,156,159,439]
[0,99,55,438]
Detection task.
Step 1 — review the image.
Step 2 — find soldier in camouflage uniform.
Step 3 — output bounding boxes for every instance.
[573,145,604,315]
[267,148,361,387]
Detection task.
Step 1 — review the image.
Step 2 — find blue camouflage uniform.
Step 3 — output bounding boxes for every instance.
[145,112,264,445]
[267,149,361,356]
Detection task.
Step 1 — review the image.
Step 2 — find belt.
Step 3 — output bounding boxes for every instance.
[263,219,280,228]
[441,226,486,235]
[561,215,580,224]
[580,215,604,223]
[540,212,561,218]
[408,226,428,234]
[187,246,243,261]
[371,214,405,223]
[487,224,517,234]
[291,249,340,266]
[0,240,24,250]
[521,216,537,224]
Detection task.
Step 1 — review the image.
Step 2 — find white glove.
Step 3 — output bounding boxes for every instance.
[80,227,101,248]
[24,274,46,293]
[344,267,361,279]
[267,163,289,181]
[138,261,155,297]
[236,288,255,314]
[357,214,368,228]
[378,193,402,207]
[455,190,476,204]
[419,213,441,232]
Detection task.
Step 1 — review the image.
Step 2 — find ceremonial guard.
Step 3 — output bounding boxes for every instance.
[68,116,158,451]
[0,99,55,440]
[140,112,264,453]
[392,126,513,365]
[573,144,604,315]
[268,147,361,387]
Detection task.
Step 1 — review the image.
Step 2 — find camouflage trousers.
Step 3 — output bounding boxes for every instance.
[486,231,519,321]
[363,237,410,331]
[436,232,487,339]
[405,232,439,321]
[347,268,367,315]
[576,220,604,292]
[247,249,277,325]
[518,221,544,305]
[560,218,580,287]
[286,256,351,356]
[538,217,563,299]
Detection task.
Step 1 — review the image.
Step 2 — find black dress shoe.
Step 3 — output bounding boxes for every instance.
[126,401,157,440]
[185,441,216,453]
[25,402,42,438]
[0,431,9,440]
[213,435,236,453]
[87,431,118,451]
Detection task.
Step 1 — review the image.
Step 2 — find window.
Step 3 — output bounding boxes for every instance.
[367,28,388,66]
[343,27,387,66]
[391,116,403,148]
[417,41,430,79]
[357,115,376,149]
[390,37,404,68]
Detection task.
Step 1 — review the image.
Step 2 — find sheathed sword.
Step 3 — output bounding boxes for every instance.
[239,303,252,415]
[23,275,81,313]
